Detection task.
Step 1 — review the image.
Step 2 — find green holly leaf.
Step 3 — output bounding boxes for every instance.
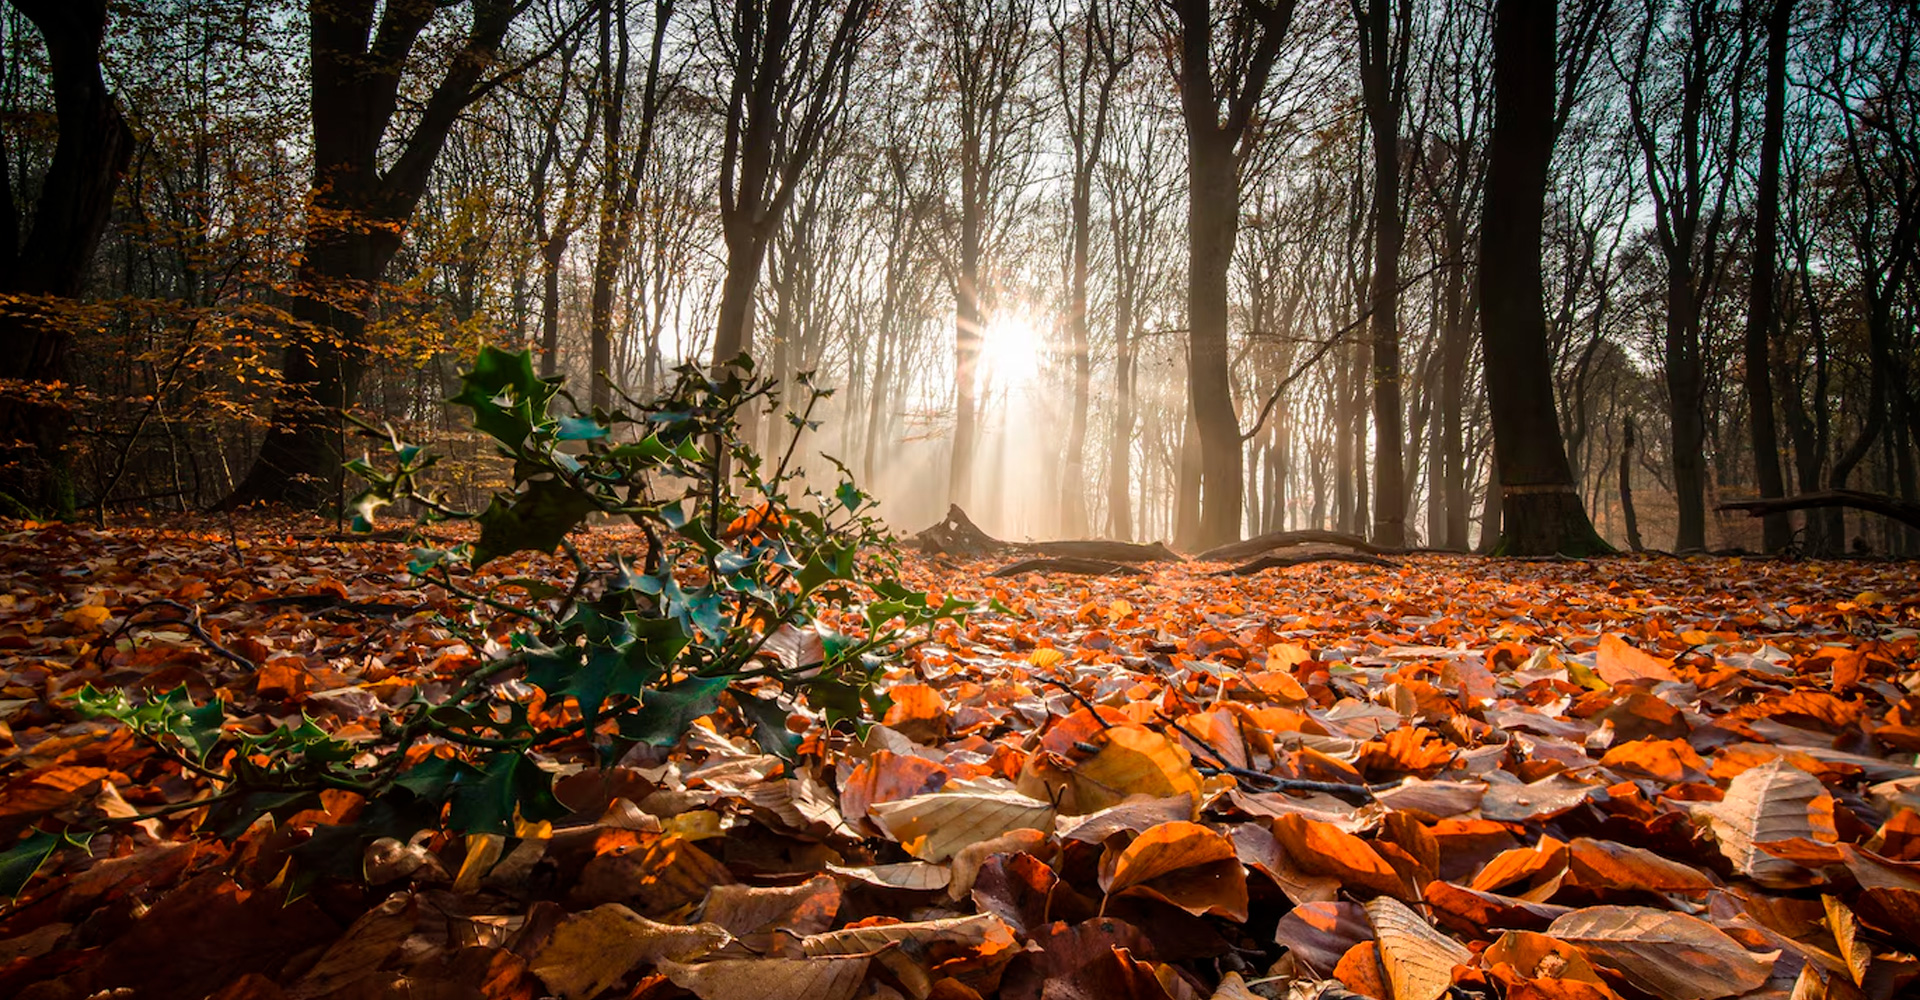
[617,675,730,746]
[0,829,90,899]
[473,477,596,567]
[733,689,801,760]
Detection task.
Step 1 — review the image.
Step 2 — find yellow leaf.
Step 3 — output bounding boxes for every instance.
[531,904,731,1000]
[1029,648,1065,669]
[1069,726,1205,815]
[63,605,110,630]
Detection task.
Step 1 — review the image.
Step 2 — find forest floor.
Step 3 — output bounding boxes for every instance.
[1,514,1919,1000]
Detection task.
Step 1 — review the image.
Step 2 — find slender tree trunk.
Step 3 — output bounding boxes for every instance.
[1106,292,1135,540]
[1184,131,1244,547]
[1666,269,1709,550]
[1620,415,1644,552]
[1357,0,1407,548]
[1743,0,1793,551]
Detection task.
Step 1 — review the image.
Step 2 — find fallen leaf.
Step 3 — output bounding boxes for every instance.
[1099,820,1248,921]
[659,955,870,1000]
[869,781,1056,861]
[529,903,731,1000]
[1365,895,1471,1000]
[1547,905,1776,1000]
[1694,758,1838,887]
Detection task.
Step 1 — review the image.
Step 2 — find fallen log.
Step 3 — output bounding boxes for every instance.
[990,557,1147,577]
[1718,489,1920,532]
[914,505,1184,562]
[1213,551,1399,576]
[1014,539,1183,562]
[913,504,1004,556]
[1195,529,1394,562]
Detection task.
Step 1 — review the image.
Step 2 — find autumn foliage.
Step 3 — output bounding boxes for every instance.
[2,513,1920,999]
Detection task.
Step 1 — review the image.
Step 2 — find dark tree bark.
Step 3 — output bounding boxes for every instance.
[1353,0,1413,548]
[226,0,526,507]
[1623,0,1753,551]
[0,0,133,512]
[1742,0,1793,551]
[712,0,875,374]
[1166,0,1297,550]
[1620,415,1645,551]
[1477,0,1607,555]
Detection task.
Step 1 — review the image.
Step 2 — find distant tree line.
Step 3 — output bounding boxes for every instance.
[2,0,1915,556]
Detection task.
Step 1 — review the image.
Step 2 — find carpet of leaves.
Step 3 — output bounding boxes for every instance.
[3,516,1920,1000]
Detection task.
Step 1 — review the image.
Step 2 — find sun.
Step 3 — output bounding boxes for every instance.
[978,307,1044,391]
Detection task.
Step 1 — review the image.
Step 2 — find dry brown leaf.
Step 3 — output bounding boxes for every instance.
[1365,895,1471,1000]
[700,875,840,952]
[1547,904,1776,1000]
[799,913,1015,960]
[1334,940,1389,999]
[1273,900,1374,975]
[285,891,416,1000]
[1209,971,1262,1000]
[868,780,1056,861]
[1695,759,1838,887]
[659,955,870,1000]
[948,827,1050,900]
[1100,820,1249,920]
[1271,813,1412,899]
[1820,895,1869,986]
[825,862,952,892]
[1233,821,1340,906]
[1482,929,1611,986]
[1565,837,1715,896]
[529,903,732,1000]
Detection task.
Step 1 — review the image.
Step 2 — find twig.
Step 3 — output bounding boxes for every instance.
[117,599,257,672]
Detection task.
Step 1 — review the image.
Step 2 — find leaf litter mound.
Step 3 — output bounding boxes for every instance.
[3,515,1920,1000]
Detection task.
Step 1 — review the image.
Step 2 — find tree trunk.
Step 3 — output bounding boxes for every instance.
[1187,131,1244,549]
[1106,291,1135,540]
[1665,267,1709,551]
[1743,0,1793,551]
[1477,0,1606,556]
[1620,416,1645,552]
[227,0,518,507]
[1357,0,1407,548]
[0,0,134,512]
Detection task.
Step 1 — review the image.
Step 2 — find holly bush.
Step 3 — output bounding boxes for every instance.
[8,347,963,891]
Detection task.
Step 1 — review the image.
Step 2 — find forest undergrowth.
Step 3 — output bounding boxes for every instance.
[1,516,1918,1000]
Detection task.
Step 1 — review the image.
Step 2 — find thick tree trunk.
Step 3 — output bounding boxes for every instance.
[228,0,517,507]
[0,0,133,511]
[1186,132,1243,549]
[1477,0,1607,556]
[1743,0,1793,551]
[1060,181,1094,536]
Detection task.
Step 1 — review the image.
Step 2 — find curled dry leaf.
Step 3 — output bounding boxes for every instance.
[949,826,1051,901]
[658,955,870,1000]
[1547,905,1776,1000]
[1565,837,1715,896]
[1099,820,1249,921]
[1274,900,1374,976]
[869,781,1056,862]
[528,903,732,1000]
[1365,896,1472,1000]
[1270,813,1412,899]
[1483,929,1613,987]
[1693,759,1838,887]
[700,874,840,952]
[285,891,417,1000]
[825,862,951,892]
